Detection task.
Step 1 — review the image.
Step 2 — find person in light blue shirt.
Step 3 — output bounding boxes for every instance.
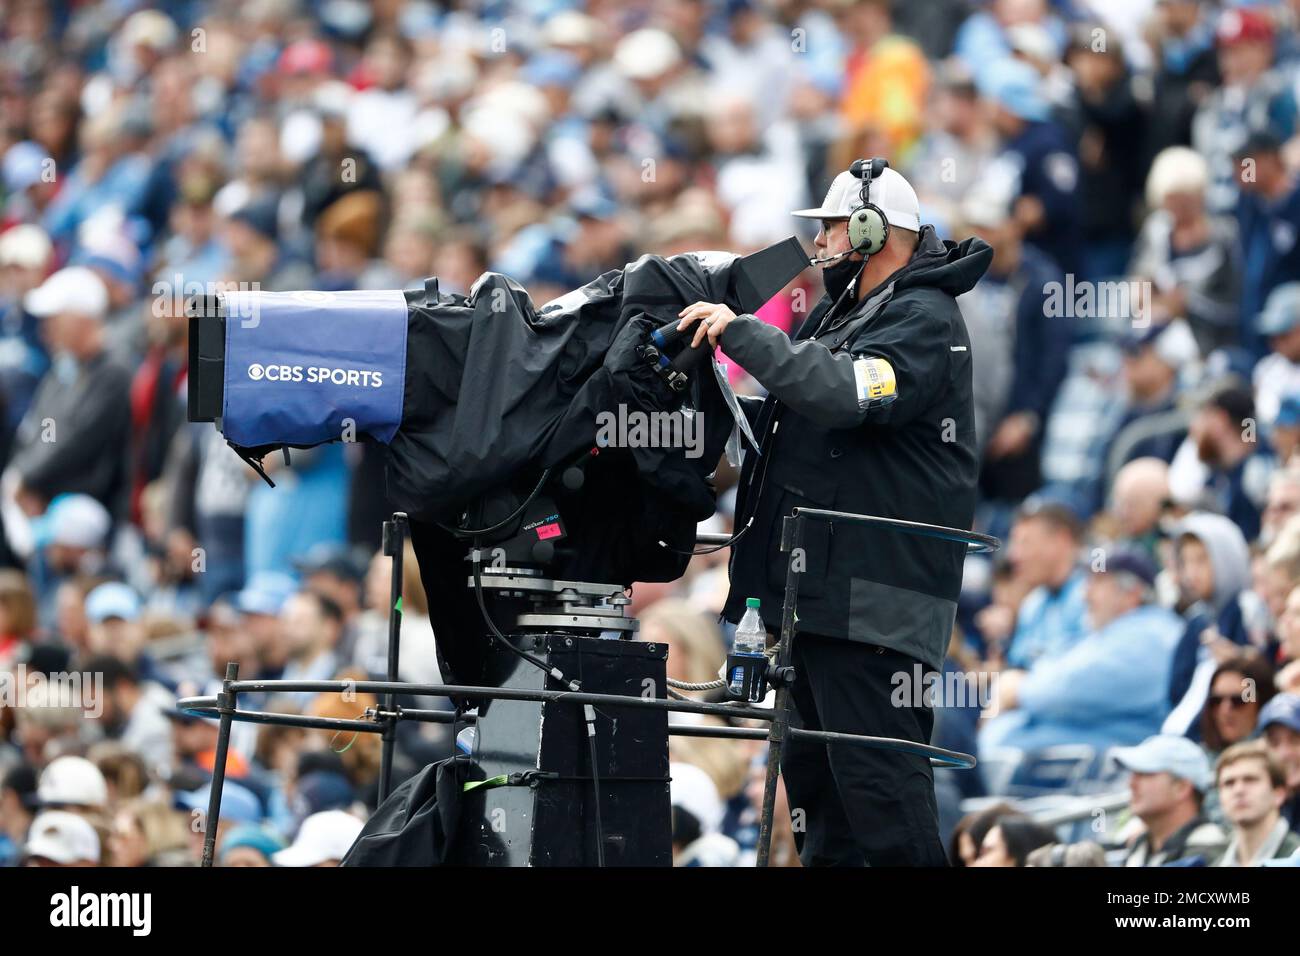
[1003,500,1090,670]
[981,549,1185,757]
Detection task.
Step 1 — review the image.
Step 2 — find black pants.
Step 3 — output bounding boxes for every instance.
[781,632,948,866]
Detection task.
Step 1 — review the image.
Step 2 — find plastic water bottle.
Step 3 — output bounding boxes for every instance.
[729,598,767,699]
[734,598,766,654]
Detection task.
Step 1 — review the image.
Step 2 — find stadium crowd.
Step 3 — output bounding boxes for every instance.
[2,0,1300,867]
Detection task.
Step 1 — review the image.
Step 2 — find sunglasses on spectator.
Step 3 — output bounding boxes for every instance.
[1209,694,1252,709]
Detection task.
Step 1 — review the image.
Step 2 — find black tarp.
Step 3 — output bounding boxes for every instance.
[391,250,793,687]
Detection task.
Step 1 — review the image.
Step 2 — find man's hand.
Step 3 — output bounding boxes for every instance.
[986,412,1037,460]
[677,301,739,349]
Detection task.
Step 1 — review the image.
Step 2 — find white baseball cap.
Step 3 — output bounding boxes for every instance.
[43,494,112,551]
[24,810,101,864]
[669,762,724,835]
[613,29,681,81]
[38,756,109,810]
[24,266,109,318]
[791,166,922,232]
[0,224,53,269]
[272,810,364,867]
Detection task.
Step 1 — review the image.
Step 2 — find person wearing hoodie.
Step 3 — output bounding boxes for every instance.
[977,549,1184,756]
[1164,512,1258,740]
[675,160,992,866]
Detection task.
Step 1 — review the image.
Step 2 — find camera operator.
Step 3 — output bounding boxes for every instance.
[676,160,992,865]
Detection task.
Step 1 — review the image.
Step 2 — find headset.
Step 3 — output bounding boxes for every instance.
[847,157,891,256]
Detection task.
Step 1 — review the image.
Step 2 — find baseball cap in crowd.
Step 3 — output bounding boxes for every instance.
[219,825,286,864]
[977,57,1050,123]
[1234,128,1283,162]
[37,756,109,810]
[1120,319,1200,367]
[229,200,280,242]
[37,494,112,551]
[23,810,101,865]
[84,581,142,624]
[791,166,922,232]
[291,543,365,583]
[273,810,364,867]
[291,771,356,824]
[1102,548,1158,589]
[1112,734,1213,792]
[0,223,53,270]
[1258,693,1300,735]
[119,8,178,52]
[669,761,724,835]
[278,38,333,76]
[234,571,297,617]
[1256,282,1300,337]
[23,266,109,318]
[1203,384,1255,424]
[1276,394,1300,429]
[613,29,682,81]
[1217,7,1274,47]
[523,51,582,89]
[175,779,263,825]
[1,764,40,810]
[2,141,51,194]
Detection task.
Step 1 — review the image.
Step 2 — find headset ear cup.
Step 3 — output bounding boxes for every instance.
[848,205,889,255]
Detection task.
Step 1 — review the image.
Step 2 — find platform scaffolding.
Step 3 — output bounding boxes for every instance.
[180,508,999,868]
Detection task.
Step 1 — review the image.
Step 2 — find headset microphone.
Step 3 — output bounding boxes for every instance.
[808,248,854,266]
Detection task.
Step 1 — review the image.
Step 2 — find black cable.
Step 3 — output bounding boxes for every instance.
[585,703,605,867]
[471,549,576,690]
[437,467,553,537]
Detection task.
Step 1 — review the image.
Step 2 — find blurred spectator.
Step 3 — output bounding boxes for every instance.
[7,267,131,518]
[1194,8,1296,218]
[1253,283,1300,434]
[108,798,190,867]
[1025,840,1106,866]
[1103,320,1199,477]
[0,763,38,867]
[1128,146,1239,354]
[981,548,1182,754]
[1213,740,1300,865]
[1169,386,1274,541]
[670,760,740,867]
[910,59,997,228]
[1065,26,1145,281]
[948,800,1019,866]
[1115,733,1226,866]
[271,590,343,710]
[1143,0,1220,170]
[979,56,1083,276]
[218,823,284,867]
[1233,130,1300,351]
[958,183,1068,494]
[22,809,100,867]
[836,0,930,156]
[1003,500,1088,670]
[1257,693,1300,831]
[1199,655,1277,761]
[971,814,1056,866]
[83,653,172,777]
[1109,457,1170,561]
[1166,512,1255,735]
[272,808,363,867]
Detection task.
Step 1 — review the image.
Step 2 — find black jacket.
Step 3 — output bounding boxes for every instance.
[719,226,992,671]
